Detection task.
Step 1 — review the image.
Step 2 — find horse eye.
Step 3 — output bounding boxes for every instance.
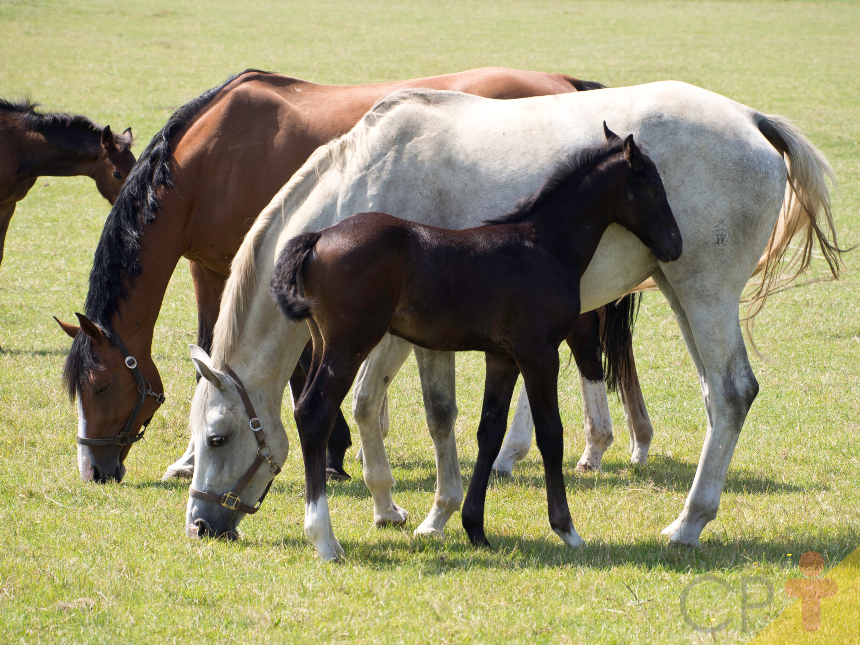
[112,171,122,179]
[208,436,226,448]
[93,383,110,395]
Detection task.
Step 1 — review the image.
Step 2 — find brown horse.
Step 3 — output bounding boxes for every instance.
[267,128,681,553]
[55,67,648,484]
[0,98,135,271]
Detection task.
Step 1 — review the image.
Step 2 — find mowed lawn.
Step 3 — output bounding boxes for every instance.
[1,1,859,643]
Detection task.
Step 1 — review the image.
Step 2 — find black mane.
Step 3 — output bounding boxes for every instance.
[63,69,272,399]
[0,97,106,137]
[484,138,623,226]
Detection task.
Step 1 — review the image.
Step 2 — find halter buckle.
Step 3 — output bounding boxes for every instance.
[125,356,138,370]
[220,492,241,511]
[116,434,130,446]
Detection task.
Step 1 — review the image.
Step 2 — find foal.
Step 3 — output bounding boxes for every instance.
[271,125,681,550]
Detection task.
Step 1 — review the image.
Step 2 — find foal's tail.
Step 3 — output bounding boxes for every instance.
[270,231,322,321]
[600,293,642,393]
[749,114,844,317]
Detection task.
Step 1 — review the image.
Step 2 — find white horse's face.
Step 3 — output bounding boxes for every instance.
[185,346,289,539]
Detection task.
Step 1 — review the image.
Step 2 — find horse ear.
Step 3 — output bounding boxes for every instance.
[190,345,225,391]
[123,127,132,138]
[100,125,118,153]
[623,134,644,172]
[603,121,621,142]
[54,316,80,339]
[74,313,107,344]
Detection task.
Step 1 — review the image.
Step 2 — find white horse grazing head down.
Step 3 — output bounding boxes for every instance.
[186,82,838,561]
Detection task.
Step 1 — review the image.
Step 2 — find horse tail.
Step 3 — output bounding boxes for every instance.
[270,232,322,321]
[748,114,843,318]
[600,292,642,393]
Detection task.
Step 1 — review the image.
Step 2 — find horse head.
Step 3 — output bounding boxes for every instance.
[93,125,136,204]
[185,345,290,540]
[603,123,682,264]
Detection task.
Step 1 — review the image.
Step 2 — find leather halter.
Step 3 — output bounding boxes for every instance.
[76,335,166,447]
[188,368,282,515]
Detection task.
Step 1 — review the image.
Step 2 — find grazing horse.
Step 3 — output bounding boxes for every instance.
[54,67,652,485]
[0,98,135,271]
[261,128,680,553]
[186,83,838,561]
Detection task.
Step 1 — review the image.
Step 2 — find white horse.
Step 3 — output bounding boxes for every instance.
[186,82,837,561]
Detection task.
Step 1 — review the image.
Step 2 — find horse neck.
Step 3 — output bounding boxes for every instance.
[531,161,621,274]
[100,189,191,358]
[18,123,102,179]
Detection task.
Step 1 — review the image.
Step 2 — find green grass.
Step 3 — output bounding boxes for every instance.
[1,1,859,643]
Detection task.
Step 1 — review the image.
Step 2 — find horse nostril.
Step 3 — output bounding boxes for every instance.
[194,518,213,539]
[92,464,108,484]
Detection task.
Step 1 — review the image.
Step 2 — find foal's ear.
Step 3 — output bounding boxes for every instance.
[54,316,80,340]
[603,121,621,142]
[100,125,118,153]
[74,313,107,344]
[623,134,644,172]
[190,345,225,391]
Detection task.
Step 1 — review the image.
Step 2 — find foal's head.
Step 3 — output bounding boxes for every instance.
[93,125,136,204]
[602,123,682,263]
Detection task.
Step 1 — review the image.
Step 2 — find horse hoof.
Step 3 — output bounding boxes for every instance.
[574,461,597,474]
[326,466,351,482]
[465,528,493,550]
[161,465,194,481]
[374,503,408,527]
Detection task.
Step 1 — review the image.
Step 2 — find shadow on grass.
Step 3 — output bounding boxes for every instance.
[324,453,817,501]
[238,526,860,576]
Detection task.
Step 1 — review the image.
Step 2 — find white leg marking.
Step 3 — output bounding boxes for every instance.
[576,377,613,472]
[305,496,343,562]
[493,386,533,475]
[553,526,587,549]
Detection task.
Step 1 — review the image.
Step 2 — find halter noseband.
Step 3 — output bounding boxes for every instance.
[188,367,282,515]
[76,334,166,448]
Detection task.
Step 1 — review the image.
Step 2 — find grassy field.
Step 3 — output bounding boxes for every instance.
[1,1,859,643]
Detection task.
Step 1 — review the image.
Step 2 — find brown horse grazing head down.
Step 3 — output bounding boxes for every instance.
[260,124,680,555]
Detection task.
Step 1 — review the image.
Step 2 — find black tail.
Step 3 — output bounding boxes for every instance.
[599,293,641,393]
[271,231,322,320]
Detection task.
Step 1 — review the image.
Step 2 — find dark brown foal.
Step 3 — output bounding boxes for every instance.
[272,126,682,549]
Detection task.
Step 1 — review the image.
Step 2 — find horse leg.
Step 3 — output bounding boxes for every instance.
[292,341,353,481]
[566,310,613,473]
[296,342,367,561]
[518,347,585,548]
[412,347,462,537]
[351,334,413,526]
[491,387,533,476]
[161,260,225,481]
[618,339,654,465]
[0,202,16,272]
[653,271,758,547]
[354,397,390,464]
[461,353,521,548]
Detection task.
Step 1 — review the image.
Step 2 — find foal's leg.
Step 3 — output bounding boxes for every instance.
[518,348,585,548]
[295,345,367,562]
[567,310,613,473]
[493,311,616,475]
[292,341,353,481]
[412,347,462,537]
[351,334,413,526]
[461,353,521,548]
[653,271,758,547]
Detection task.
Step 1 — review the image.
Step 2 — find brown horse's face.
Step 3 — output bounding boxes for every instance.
[93,126,136,204]
[613,135,682,263]
[57,315,163,483]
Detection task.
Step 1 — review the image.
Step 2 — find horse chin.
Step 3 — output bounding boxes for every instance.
[78,446,127,483]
